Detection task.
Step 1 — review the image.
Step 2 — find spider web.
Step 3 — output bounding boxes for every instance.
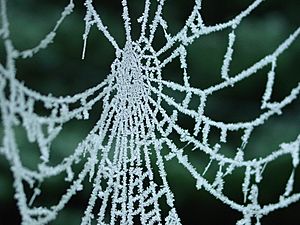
[0,0,299,224]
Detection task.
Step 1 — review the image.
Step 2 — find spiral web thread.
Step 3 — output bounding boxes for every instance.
[0,0,299,224]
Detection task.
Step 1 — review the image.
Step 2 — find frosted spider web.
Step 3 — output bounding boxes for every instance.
[0,0,299,224]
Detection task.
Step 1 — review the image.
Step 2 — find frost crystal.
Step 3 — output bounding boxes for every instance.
[0,0,299,225]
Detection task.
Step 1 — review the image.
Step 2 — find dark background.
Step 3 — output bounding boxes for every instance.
[0,0,300,224]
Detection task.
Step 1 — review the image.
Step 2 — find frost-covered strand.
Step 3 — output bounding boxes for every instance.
[83,0,120,57]
[0,0,9,39]
[163,136,300,220]
[137,0,151,42]
[0,65,110,105]
[148,96,300,168]
[150,27,300,99]
[204,27,300,95]
[121,0,132,42]
[148,0,166,45]
[261,60,277,109]
[150,89,300,221]
[18,0,74,59]
[221,29,236,80]
[156,0,263,56]
[149,81,300,132]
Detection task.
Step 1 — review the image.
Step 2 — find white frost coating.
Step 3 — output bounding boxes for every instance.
[0,0,299,225]
[221,29,236,81]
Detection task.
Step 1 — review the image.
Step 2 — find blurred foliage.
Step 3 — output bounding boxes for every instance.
[0,0,300,225]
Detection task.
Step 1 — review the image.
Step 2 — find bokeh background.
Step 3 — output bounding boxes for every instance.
[0,0,300,224]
